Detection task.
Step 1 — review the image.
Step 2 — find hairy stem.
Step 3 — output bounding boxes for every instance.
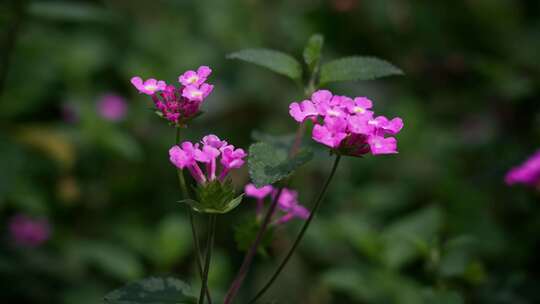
[175,128,212,304]
[223,187,285,304]
[248,155,342,304]
[198,214,216,304]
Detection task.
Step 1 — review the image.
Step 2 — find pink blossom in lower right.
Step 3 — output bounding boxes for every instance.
[289,90,403,156]
[244,183,309,225]
[505,150,540,186]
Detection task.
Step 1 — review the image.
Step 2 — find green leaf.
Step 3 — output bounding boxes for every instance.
[381,206,441,269]
[303,34,324,72]
[234,217,274,256]
[319,56,403,84]
[104,277,196,304]
[248,142,313,187]
[28,2,110,22]
[423,289,464,304]
[251,131,296,152]
[226,48,302,80]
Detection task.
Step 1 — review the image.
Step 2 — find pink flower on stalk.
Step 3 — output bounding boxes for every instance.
[178,66,212,86]
[289,89,403,156]
[97,94,127,121]
[244,184,310,225]
[130,77,167,95]
[244,184,274,216]
[505,150,540,186]
[8,214,50,247]
[169,134,246,184]
[130,66,214,126]
[244,184,274,199]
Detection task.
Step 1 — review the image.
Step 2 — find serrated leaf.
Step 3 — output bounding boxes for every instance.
[251,131,296,151]
[226,48,302,80]
[104,277,196,304]
[248,142,313,187]
[303,34,324,72]
[319,56,403,84]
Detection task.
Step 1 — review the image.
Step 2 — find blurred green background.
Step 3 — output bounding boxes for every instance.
[2,0,540,303]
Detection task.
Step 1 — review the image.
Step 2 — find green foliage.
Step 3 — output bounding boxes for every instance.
[226,48,302,81]
[180,180,244,214]
[248,142,313,187]
[234,217,275,256]
[151,215,192,269]
[381,206,441,269]
[303,34,324,73]
[319,56,403,84]
[104,277,197,304]
[422,289,464,304]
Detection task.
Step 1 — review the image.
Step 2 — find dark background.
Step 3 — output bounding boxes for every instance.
[1,0,540,303]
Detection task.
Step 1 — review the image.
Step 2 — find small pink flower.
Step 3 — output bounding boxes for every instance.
[9,214,50,247]
[344,97,373,115]
[178,66,212,87]
[182,84,214,102]
[245,184,274,200]
[97,94,127,121]
[276,189,310,223]
[169,135,246,183]
[367,136,398,155]
[289,100,318,122]
[130,77,166,95]
[245,184,274,216]
[505,150,540,186]
[244,185,310,224]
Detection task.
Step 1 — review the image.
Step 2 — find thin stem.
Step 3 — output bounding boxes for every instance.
[248,155,342,304]
[198,214,217,304]
[175,128,212,304]
[223,187,285,304]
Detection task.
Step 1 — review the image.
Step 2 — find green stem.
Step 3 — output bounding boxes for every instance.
[248,155,342,304]
[175,128,212,304]
[198,214,216,304]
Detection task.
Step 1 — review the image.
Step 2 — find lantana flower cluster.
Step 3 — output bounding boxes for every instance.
[131,66,213,126]
[289,90,403,156]
[169,134,247,184]
[505,150,540,186]
[245,184,309,225]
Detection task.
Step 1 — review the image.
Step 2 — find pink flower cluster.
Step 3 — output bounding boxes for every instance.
[131,66,213,125]
[169,135,247,183]
[244,184,309,225]
[506,150,540,186]
[8,214,50,247]
[289,90,403,156]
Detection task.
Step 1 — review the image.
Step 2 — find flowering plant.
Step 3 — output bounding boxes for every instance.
[104,34,405,304]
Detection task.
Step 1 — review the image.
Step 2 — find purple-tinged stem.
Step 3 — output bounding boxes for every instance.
[223,187,285,304]
[248,155,342,304]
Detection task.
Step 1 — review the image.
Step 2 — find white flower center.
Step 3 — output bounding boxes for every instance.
[187,76,199,84]
[354,106,365,114]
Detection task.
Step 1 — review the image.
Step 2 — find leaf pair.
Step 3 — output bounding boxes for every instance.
[227,33,403,86]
